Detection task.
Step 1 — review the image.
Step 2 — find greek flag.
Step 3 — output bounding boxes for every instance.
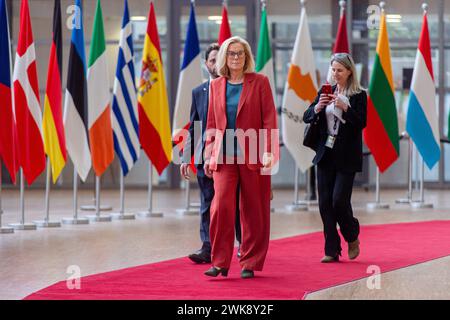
[112,0,140,176]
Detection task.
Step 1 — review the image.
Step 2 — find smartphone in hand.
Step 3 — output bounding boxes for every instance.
[321,83,332,95]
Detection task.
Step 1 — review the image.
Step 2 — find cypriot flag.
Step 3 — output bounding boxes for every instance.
[281,4,317,172]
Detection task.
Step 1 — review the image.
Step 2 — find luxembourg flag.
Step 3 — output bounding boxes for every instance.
[172,2,202,152]
[406,10,440,170]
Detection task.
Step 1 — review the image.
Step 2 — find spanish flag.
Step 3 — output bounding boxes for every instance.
[43,0,66,183]
[87,0,114,177]
[138,2,172,175]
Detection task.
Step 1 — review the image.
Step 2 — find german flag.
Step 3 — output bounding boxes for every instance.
[138,2,172,175]
[43,0,66,183]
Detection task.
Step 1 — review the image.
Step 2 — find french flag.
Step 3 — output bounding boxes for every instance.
[406,10,440,170]
[172,1,202,164]
[0,0,18,184]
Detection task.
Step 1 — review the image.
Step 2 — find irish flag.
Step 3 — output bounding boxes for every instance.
[87,0,114,177]
[138,2,172,175]
[406,10,440,170]
[363,10,399,173]
[256,5,276,106]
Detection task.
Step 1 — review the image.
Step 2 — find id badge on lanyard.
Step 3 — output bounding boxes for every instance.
[326,116,338,149]
[325,135,336,149]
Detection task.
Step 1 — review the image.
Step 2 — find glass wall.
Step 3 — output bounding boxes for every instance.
[5,0,450,188]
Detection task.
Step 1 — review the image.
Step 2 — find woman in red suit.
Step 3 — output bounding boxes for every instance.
[203,36,278,279]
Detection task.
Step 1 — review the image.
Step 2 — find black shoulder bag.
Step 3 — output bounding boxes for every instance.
[303,119,320,151]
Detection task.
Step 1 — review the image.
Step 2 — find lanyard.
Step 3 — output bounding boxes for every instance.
[332,115,339,136]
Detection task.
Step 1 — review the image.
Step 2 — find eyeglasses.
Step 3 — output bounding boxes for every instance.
[227,50,245,58]
[332,53,352,64]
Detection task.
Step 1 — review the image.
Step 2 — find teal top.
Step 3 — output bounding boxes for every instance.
[224,81,243,156]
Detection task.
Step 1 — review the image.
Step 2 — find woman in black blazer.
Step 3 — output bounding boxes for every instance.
[303,53,367,263]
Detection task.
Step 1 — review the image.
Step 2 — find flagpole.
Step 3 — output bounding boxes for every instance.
[62,167,89,225]
[396,132,413,204]
[86,176,112,222]
[80,187,113,212]
[9,169,36,230]
[412,156,433,209]
[177,177,199,216]
[138,160,163,218]
[0,162,14,234]
[410,3,434,210]
[305,167,318,206]
[34,158,61,228]
[367,167,390,210]
[111,169,135,220]
[286,165,307,212]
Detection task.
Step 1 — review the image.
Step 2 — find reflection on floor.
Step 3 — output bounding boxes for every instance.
[1,188,449,300]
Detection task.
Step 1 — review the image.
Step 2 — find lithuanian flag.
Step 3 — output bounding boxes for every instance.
[363,10,399,173]
[43,0,66,183]
[138,2,172,175]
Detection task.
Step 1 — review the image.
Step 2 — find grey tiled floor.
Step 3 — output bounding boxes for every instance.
[1,188,449,300]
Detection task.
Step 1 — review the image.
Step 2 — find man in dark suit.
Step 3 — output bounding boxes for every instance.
[180,43,241,264]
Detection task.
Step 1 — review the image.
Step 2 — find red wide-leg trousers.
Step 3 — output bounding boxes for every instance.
[210,163,271,271]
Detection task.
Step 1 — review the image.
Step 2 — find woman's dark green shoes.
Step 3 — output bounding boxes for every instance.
[241,269,254,279]
[204,267,229,277]
[320,255,339,263]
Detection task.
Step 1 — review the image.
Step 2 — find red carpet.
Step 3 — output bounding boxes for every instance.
[25,220,450,300]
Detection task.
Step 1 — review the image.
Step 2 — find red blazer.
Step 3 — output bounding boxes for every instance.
[205,73,279,171]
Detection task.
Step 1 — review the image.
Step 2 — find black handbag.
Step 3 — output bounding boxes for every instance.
[303,120,320,151]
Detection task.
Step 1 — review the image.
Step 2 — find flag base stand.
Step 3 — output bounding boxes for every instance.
[395,198,412,204]
[80,205,113,211]
[285,202,308,212]
[411,201,433,209]
[0,227,14,234]
[111,213,136,220]
[33,220,62,228]
[366,202,390,210]
[137,211,163,218]
[8,223,37,230]
[190,202,201,208]
[304,200,318,207]
[62,217,89,225]
[176,208,199,216]
[310,200,319,206]
[85,215,112,222]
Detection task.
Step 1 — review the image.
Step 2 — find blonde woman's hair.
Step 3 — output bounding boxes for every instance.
[216,36,255,78]
[329,53,364,96]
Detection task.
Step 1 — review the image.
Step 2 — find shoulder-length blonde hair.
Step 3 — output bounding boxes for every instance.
[328,52,365,96]
[216,36,255,78]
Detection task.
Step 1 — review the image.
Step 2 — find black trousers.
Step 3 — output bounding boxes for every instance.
[316,148,360,257]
